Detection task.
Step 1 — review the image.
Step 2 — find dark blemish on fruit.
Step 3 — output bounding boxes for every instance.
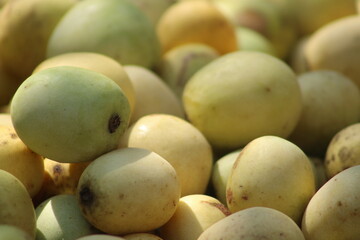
[226,188,233,204]
[265,87,271,92]
[53,164,62,175]
[119,193,124,199]
[10,133,17,139]
[338,147,351,162]
[1,141,7,145]
[337,201,342,207]
[108,113,121,133]
[79,185,94,207]
[172,200,177,207]
[241,195,248,200]
[201,201,231,216]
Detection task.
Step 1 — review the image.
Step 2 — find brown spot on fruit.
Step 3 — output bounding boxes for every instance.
[241,195,248,200]
[338,147,352,162]
[337,201,342,207]
[108,113,121,133]
[79,184,95,211]
[10,133,17,139]
[201,201,231,216]
[53,164,62,175]
[226,188,233,204]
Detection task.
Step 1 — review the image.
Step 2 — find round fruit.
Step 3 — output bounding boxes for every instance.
[11,66,131,163]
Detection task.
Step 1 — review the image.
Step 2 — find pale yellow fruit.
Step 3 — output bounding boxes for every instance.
[76,235,126,240]
[0,0,79,80]
[76,148,181,235]
[123,65,185,124]
[324,123,360,179]
[305,15,360,89]
[155,43,219,98]
[157,0,238,55]
[235,27,277,57]
[288,70,360,157]
[0,169,36,238]
[159,194,230,240]
[226,136,316,224]
[302,165,360,240]
[32,158,91,206]
[119,114,212,196]
[33,52,136,115]
[0,225,32,240]
[123,233,163,240]
[309,157,327,190]
[0,125,44,197]
[183,51,302,151]
[211,148,242,204]
[294,0,357,36]
[0,113,13,127]
[198,207,305,240]
[35,194,99,240]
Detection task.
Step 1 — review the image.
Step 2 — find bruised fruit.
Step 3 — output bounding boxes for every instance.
[0,125,44,197]
[76,147,181,235]
[324,123,360,179]
[11,66,131,163]
[119,114,213,196]
[35,194,99,240]
[302,165,360,240]
[47,0,161,69]
[156,0,238,55]
[198,207,305,240]
[226,136,316,224]
[158,194,230,240]
[183,51,302,151]
[33,52,136,115]
[0,169,36,238]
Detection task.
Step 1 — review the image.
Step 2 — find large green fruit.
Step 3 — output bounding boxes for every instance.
[11,66,131,163]
[47,0,161,69]
[182,51,302,151]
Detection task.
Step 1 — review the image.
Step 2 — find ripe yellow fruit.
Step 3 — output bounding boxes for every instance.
[156,0,238,55]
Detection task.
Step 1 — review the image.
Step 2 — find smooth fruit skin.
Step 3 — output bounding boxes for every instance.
[156,0,238,55]
[47,0,161,69]
[0,125,44,197]
[11,66,131,163]
[226,136,316,224]
[304,15,360,89]
[76,148,181,235]
[197,207,305,240]
[158,194,230,240]
[302,165,360,240]
[0,0,79,80]
[35,194,99,240]
[33,52,136,116]
[0,169,36,238]
[0,225,32,240]
[182,51,302,151]
[324,123,360,179]
[119,114,213,196]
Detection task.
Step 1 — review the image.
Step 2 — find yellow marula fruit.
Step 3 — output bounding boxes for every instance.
[157,0,238,55]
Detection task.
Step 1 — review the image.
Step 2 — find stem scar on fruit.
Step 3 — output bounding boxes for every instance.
[108,113,121,133]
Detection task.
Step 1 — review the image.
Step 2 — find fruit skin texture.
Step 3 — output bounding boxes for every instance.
[35,194,99,240]
[119,114,213,196]
[47,0,161,69]
[0,0,79,80]
[11,66,131,163]
[33,52,136,116]
[197,207,305,240]
[288,70,360,157]
[0,169,36,238]
[0,125,44,197]
[158,194,230,240]
[211,149,242,204]
[304,15,360,89]
[324,123,360,179]
[0,225,32,240]
[156,0,238,55]
[302,165,360,240]
[226,136,316,224]
[182,51,302,151]
[123,65,185,124]
[76,147,181,235]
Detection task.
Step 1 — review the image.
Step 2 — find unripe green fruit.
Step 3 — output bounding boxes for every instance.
[11,66,131,163]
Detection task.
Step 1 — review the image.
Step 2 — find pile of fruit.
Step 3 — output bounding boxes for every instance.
[0,0,359,239]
